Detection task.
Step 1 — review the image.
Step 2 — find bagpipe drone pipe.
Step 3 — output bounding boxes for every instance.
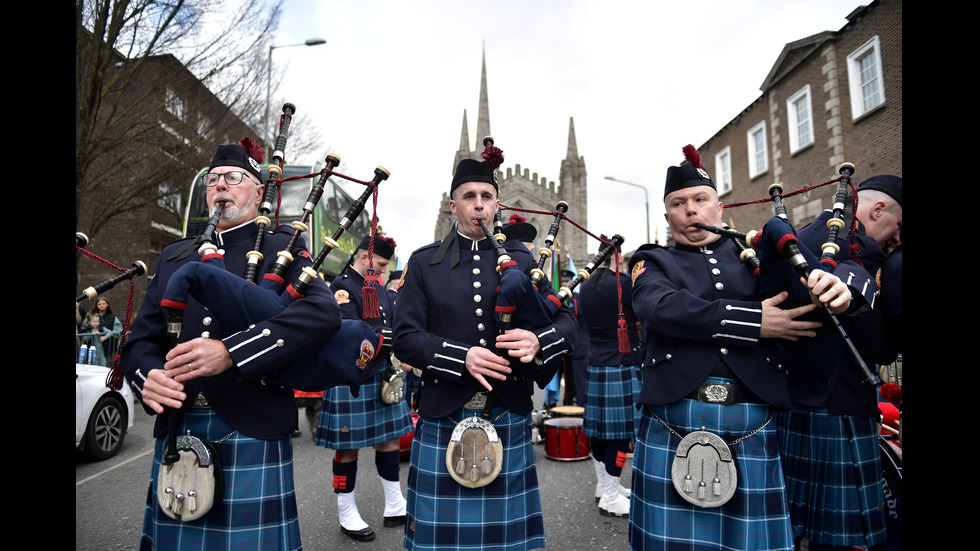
[479,209,627,367]
[160,105,393,395]
[76,232,149,390]
[695,162,879,386]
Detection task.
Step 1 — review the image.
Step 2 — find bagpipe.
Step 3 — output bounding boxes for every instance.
[75,232,148,390]
[693,161,879,385]
[478,202,627,344]
[529,201,568,287]
[159,103,392,396]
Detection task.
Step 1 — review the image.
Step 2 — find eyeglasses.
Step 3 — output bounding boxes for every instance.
[203,171,253,187]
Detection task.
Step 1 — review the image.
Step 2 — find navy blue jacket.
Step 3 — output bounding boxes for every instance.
[392,233,576,417]
[121,222,340,440]
[629,237,789,408]
[578,267,644,366]
[792,210,889,416]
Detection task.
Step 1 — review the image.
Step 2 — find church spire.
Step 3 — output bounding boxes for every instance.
[458,109,470,153]
[565,117,579,160]
[476,47,491,143]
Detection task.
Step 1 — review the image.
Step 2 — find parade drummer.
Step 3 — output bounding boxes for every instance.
[315,234,414,542]
[392,145,576,551]
[626,146,852,551]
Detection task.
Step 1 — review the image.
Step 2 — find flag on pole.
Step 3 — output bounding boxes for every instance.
[551,238,562,291]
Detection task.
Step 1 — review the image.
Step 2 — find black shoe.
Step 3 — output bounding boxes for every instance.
[383,515,406,527]
[340,525,376,542]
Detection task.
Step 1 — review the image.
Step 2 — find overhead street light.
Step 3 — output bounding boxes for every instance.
[604,176,651,244]
[265,38,327,146]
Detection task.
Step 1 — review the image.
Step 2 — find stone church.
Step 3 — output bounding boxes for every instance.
[432,52,590,269]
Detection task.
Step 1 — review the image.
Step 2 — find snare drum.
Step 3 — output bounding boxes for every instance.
[551,405,585,418]
[544,417,590,461]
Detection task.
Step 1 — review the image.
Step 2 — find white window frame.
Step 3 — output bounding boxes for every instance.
[714,146,732,196]
[746,121,768,178]
[786,84,813,154]
[165,87,185,121]
[847,35,885,119]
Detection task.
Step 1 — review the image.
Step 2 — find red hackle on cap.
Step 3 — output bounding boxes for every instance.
[481,144,505,170]
[383,236,397,249]
[508,213,527,224]
[682,144,703,169]
[239,136,266,164]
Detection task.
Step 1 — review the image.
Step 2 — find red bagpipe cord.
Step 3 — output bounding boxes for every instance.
[362,185,381,318]
[76,246,138,391]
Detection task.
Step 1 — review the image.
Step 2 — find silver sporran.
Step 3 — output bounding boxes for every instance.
[670,430,737,508]
[446,415,503,488]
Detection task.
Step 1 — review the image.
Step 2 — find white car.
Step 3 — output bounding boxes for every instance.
[75,363,135,461]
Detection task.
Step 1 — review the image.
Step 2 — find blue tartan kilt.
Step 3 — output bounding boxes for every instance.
[405,407,546,551]
[583,364,641,440]
[315,360,413,450]
[140,408,301,551]
[776,407,886,548]
[629,389,793,551]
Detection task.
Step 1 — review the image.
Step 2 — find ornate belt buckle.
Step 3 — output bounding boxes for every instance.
[701,383,732,404]
[463,392,488,410]
[446,415,503,488]
[670,429,737,508]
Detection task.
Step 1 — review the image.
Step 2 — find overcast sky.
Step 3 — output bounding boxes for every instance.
[269,0,865,266]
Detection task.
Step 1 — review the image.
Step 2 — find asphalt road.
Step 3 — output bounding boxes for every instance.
[76,388,632,550]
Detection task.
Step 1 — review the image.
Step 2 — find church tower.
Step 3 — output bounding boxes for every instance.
[434,50,590,268]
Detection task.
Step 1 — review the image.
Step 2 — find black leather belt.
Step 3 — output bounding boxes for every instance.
[686,381,762,405]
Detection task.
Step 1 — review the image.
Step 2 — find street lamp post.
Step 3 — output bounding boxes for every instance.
[265,38,327,146]
[604,176,651,244]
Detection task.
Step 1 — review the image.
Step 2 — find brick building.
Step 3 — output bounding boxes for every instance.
[433,52,590,268]
[693,0,901,236]
[76,48,260,319]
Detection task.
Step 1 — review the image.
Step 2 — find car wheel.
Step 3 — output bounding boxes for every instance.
[84,395,127,461]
